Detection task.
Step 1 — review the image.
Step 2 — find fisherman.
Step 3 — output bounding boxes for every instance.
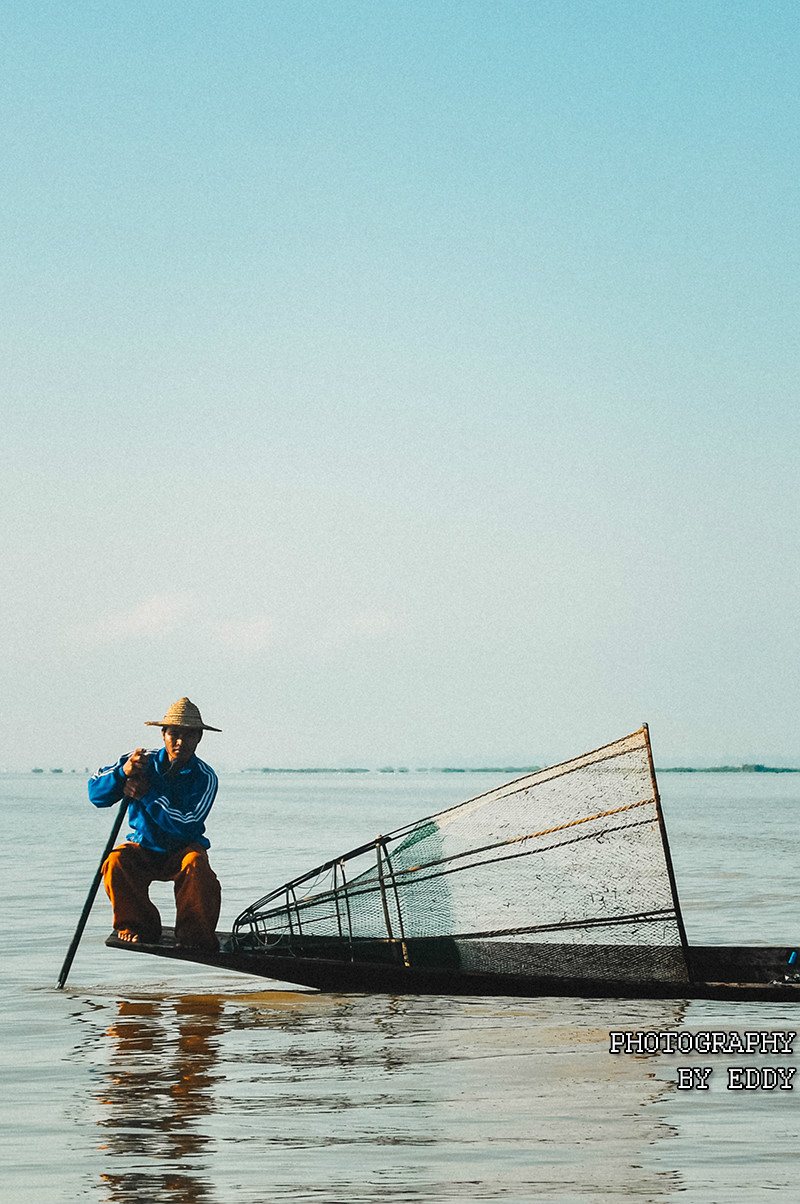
[88,697,222,950]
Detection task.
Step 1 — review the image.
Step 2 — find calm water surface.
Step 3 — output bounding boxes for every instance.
[2,770,799,1202]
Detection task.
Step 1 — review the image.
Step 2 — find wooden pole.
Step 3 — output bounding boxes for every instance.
[56,799,128,989]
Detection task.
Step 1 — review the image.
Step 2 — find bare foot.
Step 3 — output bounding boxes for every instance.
[115,929,141,943]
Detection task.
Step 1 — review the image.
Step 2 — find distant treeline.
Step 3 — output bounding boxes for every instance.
[244,767,371,774]
[242,763,799,775]
[659,765,800,774]
[242,766,541,775]
[24,762,800,775]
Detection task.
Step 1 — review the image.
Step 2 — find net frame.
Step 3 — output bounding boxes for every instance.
[233,725,690,982]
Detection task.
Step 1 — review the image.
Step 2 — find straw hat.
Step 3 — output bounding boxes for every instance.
[144,697,222,732]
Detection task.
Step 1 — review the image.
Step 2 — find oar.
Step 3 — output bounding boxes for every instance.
[56,799,128,989]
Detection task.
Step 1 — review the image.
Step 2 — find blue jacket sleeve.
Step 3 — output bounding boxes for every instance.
[88,755,129,808]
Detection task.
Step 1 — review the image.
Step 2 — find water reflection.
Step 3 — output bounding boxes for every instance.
[96,995,225,1204]
[85,989,688,1203]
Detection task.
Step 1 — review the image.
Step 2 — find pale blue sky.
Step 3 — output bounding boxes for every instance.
[2,2,798,769]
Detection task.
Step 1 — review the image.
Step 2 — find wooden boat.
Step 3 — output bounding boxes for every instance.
[107,930,800,1001]
[106,726,800,1000]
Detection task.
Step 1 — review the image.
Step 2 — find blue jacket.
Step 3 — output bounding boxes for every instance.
[88,747,218,853]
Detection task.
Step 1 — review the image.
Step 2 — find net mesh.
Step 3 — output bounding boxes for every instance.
[233,727,689,983]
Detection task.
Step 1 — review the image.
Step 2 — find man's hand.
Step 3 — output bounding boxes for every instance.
[122,748,151,799]
[123,748,150,777]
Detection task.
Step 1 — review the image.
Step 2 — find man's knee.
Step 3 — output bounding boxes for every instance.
[180,848,212,873]
[178,849,219,889]
[104,844,144,877]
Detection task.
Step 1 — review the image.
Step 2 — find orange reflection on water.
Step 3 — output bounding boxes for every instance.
[96,995,225,1204]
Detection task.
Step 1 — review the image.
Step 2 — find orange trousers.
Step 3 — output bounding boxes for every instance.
[102,842,221,950]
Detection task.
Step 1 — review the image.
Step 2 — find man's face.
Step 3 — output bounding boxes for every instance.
[162,726,202,765]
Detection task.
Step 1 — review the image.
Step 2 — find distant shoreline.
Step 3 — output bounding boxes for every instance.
[657,764,800,774]
[14,763,800,775]
[239,763,800,775]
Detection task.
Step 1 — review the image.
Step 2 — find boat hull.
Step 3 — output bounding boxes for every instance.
[105,931,800,1001]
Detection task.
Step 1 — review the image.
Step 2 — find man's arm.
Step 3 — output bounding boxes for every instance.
[88,749,152,807]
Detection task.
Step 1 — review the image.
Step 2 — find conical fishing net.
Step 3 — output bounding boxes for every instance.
[233,727,689,983]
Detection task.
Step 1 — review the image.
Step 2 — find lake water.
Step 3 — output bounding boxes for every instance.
[2,768,799,1202]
